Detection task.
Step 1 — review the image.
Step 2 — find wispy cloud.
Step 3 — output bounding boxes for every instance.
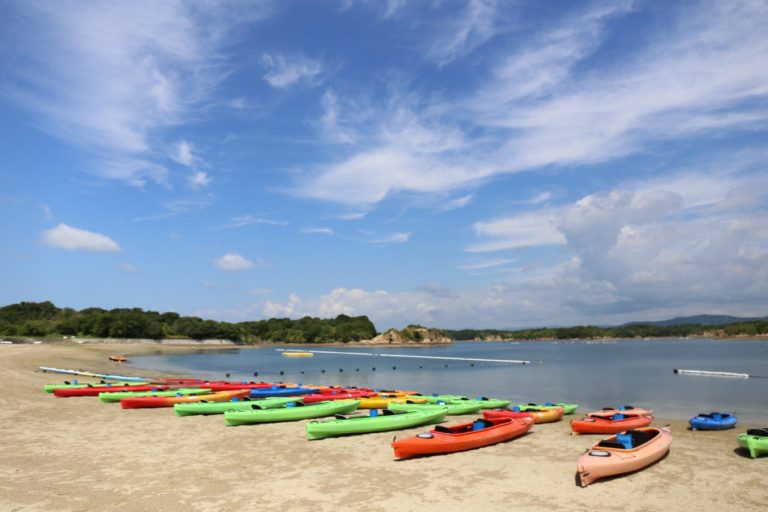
[468,211,566,252]
[1,2,270,187]
[458,258,516,270]
[426,0,501,66]
[40,224,121,252]
[219,214,288,229]
[294,1,768,210]
[262,53,324,89]
[118,263,138,273]
[301,227,334,235]
[370,232,411,244]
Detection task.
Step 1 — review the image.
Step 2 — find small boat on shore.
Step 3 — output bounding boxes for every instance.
[421,395,511,409]
[121,389,250,409]
[224,399,360,425]
[391,416,534,459]
[571,413,654,434]
[54,384,168,398]
[44,380,148,393]
[484,406,563,424]
[357,395,427,409]
[174,396,302,416]
[738,428,768,458]
[517,402,578,415]
[388,400,483,416]
[689,412,737,431]
[588,405,653,417]
[577,427,672,487]
[306,407,448,440]
[99,388,211,403]
[301,391,376,404]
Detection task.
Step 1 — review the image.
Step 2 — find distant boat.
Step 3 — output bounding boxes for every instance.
[108,355,128,363]
[282,351,313,357]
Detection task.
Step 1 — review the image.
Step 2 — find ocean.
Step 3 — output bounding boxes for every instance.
[127,338,768,423]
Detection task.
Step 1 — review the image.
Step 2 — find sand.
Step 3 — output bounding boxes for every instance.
[0,343,765,512]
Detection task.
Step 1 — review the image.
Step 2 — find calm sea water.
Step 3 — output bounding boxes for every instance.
[127,339,768,423]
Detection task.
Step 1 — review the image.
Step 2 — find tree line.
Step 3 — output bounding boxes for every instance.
[444,321,768,341]
[0,301,377,343]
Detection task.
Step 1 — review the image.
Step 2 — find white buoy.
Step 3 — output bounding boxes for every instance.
[673,368,749,379]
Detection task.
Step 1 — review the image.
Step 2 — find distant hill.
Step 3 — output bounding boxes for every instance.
[623,314,768,327]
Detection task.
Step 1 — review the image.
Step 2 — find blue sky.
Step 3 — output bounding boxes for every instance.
[1,0,767,329]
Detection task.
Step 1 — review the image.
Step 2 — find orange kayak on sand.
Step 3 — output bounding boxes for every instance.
[571,414,654,434]
[392,416,534,459]
[577,427,672,487]
[483,407,563,424]
[120,389,251,409]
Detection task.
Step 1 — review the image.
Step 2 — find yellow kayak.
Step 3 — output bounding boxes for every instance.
[358,396,428,409]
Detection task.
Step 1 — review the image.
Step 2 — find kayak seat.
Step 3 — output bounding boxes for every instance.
[747,428,768,437]
[434,425,452,433]
[382,409,396,416]
[629,429,656,447]
[597,440,625,449]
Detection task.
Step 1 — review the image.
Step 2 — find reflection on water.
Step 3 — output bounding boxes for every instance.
[128,339,768,423]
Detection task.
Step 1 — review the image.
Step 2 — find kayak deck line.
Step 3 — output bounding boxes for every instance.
[276,349,530,365]
[673,368,749,379]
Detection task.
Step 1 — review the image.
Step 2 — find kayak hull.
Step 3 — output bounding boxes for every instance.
[571,415,653,434]
[306,408,448,440]
[519,402,578,415]
[224,400,360,425]
[392,416,534,459]
[121,389,250,409]
[174,397,301,416]
[577,427,672,487]
[484,408,563,424]
[54,384,168,397]
[99,388,211,403]
[737,429,768,458]
[689,413,737,431]
[388,401,483,416]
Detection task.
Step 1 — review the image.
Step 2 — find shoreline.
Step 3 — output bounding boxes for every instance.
[1,343,766,511]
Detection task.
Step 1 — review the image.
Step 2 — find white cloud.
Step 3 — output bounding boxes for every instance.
[2,2,269,187]
[295,1,768,209]
[118,263,138,273]
[214,253,255,271]
[468,211,566,252]
[301,227,334,235]
[172,140,196,167]
[262,53,324,89]
[40,224,121,252]
[458,258,516,270]
[221,215,288,229]
[427,0,501,66]
[370,232,411,244]
[39,203,54,220]
[189,171,210,188]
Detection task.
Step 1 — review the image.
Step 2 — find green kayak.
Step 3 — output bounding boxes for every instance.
[516,402,578,415]
[388,400,482,416]
[306,407,448,440]
[44,381,149,393]
[98,388,211,403]
[174,396,302,416]
[224,399,359,426]
[422,395,511,409]
[738,428,768,458]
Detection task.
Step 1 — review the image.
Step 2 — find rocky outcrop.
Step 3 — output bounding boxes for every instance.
[357,325,452,345]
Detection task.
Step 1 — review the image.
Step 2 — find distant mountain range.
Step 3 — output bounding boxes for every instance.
[622,314,768,327]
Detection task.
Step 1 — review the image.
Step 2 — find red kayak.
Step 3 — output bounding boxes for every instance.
[121,389,251,409]
[571,413,654,434]
[392,416,534,459]
[197,381,282,391]
[53,384,169,398]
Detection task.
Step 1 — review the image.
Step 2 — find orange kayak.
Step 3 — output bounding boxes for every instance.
[483,407,563,424]
[571,414,654,434]
[120,389,250,409]
[588,406,653,417]
[577,427,672,487]
[392,416,534,459]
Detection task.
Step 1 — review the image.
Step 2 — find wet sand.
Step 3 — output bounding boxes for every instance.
[0,343,765,512]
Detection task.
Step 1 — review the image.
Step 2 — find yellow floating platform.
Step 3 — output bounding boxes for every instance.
[282,352,314,358]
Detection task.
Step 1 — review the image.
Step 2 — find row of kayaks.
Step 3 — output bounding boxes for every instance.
[42,373,767,487]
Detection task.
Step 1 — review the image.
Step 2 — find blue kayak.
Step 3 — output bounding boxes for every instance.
[689,412,737,430]
[247,386,318,398]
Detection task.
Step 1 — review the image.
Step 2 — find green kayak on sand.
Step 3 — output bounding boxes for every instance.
[738,428,768,458]
[388,400,482,416]
[516,402,578,415]
[98,388,211,403]
[224,399,359,426]
[174,396,302,416]
[421,395,511,409]
[44,381,149,393]
[306,407,448,440]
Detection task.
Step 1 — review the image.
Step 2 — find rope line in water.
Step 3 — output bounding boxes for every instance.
[276,349,530,365]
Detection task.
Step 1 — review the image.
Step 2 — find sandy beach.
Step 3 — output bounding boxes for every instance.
[0,343,765,512]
